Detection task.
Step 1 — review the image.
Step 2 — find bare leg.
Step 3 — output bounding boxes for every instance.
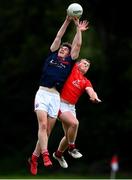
[60,111,79,145]
[36,110,48,153]
[35,110,54,167]
[53,111,80,168]
[32,140,41,157]
[56,111,82,159]
[56,111,79,154]
[47,116,57,137]
[32,116,57,156]
[29,112,57,175]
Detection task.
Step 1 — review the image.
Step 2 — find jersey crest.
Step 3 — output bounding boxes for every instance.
[72,80,81,89]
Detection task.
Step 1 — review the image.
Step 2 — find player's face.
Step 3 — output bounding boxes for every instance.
[78,59,90,74]
[58,46,70,58]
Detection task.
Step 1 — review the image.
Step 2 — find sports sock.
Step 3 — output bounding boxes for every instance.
[55,150,63,158]
[68,143,75,150]
[31,154,38,162]
[42,150,49,157]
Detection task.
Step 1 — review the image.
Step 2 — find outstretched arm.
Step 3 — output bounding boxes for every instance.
[50,16,72,52]
[71,19,89,60]
[85,87,102,103]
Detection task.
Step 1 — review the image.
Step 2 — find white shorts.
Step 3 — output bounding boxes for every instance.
[34,88,60,118]
[60,101,76,118]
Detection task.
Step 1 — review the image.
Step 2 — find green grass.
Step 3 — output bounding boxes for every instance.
[1,158,132,179]
[0,172,132,179]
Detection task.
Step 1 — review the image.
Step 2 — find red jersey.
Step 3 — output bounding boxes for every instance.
[61,63,92,104]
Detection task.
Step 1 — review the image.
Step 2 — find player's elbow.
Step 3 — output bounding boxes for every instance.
[77,42,82,47]
[71,45,81,59]
[71,53,79,60]
[50,38,61,52]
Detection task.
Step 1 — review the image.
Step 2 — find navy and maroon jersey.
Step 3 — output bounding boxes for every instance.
[39,51,75,92]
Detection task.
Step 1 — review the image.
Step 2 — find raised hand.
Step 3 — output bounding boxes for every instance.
[66,15,73,22]
[78,20,89,31]
[72,17,80,26]
[73,17,89,31]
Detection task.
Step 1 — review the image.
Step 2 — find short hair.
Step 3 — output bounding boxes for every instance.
[78,58,91,64]
[61,42,72,51]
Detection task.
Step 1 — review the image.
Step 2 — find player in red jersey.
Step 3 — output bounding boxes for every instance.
[53,59,101,168]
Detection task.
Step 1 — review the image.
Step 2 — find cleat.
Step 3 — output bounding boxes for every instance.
[68,148,83,159]
[43,155,52,167]
[28,157,38,175]
[53,152,68,168]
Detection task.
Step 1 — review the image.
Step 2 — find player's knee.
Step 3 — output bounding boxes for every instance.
[71,120,79,128]
[40,123,47,131]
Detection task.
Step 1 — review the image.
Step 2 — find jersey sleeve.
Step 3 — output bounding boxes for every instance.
[85,79,93,88]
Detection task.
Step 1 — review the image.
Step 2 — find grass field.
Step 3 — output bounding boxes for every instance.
[0,171,132,179]
[1,157,132,179]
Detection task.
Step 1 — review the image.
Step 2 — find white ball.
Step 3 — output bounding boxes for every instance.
[67,3,83,18]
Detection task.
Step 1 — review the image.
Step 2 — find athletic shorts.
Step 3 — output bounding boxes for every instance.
[59,101,76,118]
[34,88,60,118]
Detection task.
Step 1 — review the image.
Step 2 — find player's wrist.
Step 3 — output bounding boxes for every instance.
[66,16,72,22]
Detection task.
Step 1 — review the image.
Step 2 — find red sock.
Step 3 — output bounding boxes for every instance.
[31,154,38,162]
[42,150,49,158]
[68,143,75,150]
[55,150,63,158]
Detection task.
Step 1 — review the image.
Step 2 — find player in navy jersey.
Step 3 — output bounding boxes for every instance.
[28,15,89,175]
